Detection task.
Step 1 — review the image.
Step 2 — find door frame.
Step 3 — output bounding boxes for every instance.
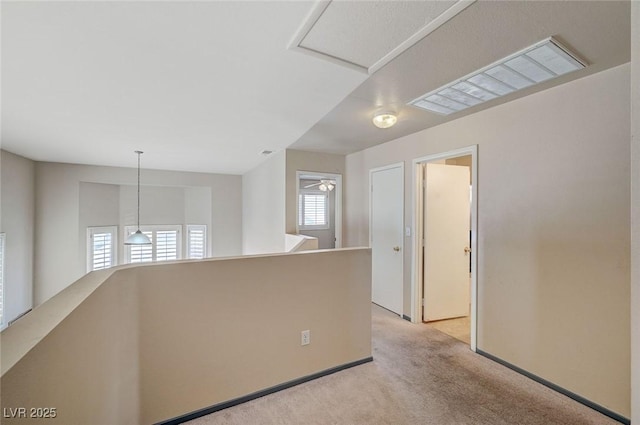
[411,145,478,351]
[369,162,405,315]
[296,171,343,248]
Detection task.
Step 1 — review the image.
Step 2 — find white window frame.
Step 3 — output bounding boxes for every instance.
[298,189,330,230]
[0,232,5,326]
[87,226,118,273]
[124,225,182,264]
[186,224,208,259]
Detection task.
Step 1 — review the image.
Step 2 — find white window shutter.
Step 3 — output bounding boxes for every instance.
[187,225,207,259]
[87,226,117,272]
[298,191,329,229]
[156,231,178,261]
[91,232,113,270]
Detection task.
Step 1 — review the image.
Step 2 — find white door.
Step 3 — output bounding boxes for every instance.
[371,165,404,315]
[423,163,470,321]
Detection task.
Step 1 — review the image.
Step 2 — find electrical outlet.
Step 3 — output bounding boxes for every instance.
[301,330,310,346]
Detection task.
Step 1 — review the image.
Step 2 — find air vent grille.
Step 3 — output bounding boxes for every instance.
[409,37,586,116]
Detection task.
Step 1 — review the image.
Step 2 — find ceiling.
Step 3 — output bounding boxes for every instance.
[291,0,631,154]
[1,1,631,174]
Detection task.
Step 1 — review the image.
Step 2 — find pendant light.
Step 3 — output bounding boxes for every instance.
[125,150,151,245]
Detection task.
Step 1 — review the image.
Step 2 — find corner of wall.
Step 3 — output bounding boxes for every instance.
[241,151,287,254]
[0,150,36,321]
[630,2,639,423]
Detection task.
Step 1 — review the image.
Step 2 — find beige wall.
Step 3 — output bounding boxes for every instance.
[0,151,35,326]
[345,64,631,417]
[242,151,286,254]
[1,269,140,425]
[1,249,371,425]
[631,2,639,423]
[35,162,242,305]
[138,249,371,423]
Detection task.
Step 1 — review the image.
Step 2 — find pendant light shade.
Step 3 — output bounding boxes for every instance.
[126,229,151,245]
[125,150,151,245]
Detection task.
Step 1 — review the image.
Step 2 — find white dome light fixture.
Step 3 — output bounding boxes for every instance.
[372,112,397,129]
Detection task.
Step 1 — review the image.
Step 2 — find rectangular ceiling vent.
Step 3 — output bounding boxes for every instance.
[409,37,586,115]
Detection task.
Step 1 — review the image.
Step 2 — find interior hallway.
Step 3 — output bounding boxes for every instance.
[188,305,617,425]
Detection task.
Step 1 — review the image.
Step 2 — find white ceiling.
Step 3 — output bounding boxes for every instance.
[1,1,367,174]
[1,1,631,174]
[291,0,631,154]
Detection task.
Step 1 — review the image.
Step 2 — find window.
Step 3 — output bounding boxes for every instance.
[298,190,329,230]
[124,225,182,264]
[87,226,117,272]
[0,233,4,325]
[186,225,207,259]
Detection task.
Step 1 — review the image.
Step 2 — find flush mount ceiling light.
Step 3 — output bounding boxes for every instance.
[372,112,398,129]
[409,37,586,116]
[124,150,151,246]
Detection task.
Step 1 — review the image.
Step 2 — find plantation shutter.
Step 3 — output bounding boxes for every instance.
[299,192,328,228]
[87,226,117,272]
[91,232,113,270]
[156,230,178,261]
[187,225,206,259]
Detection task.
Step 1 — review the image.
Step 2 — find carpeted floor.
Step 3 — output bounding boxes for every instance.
[425,315,471,345]
[187,304,619,425]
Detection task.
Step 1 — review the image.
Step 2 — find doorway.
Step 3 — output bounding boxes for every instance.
[412,146,478,351]
[296,171,342,249]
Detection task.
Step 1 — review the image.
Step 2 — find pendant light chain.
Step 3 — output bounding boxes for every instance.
[125,150,151,245]
[136,150,142,229]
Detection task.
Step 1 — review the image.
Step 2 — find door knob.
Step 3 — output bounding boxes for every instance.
[393,246,401,252]
[464,246,471,254]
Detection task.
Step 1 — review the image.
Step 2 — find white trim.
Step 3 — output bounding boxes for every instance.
[287,0,368,75]
[368,1,476,74]
[296,171,343,248]
[289,44,369,75]
[411,146,478,352]
[287,0,332,53]
[288,0,475,76]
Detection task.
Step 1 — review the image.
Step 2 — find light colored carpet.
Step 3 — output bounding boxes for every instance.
[187,304,618,425]
[425,316,471,345]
